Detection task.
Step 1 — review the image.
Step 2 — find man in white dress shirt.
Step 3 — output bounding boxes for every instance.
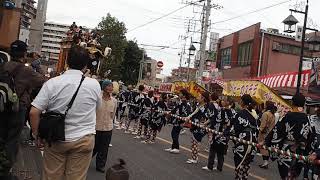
[29,46,102,180]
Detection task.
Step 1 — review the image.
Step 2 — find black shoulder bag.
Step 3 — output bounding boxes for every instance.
[38,75,85,146]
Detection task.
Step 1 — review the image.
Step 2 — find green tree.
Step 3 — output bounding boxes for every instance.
[120,40,144,85]
[97,13,127,81]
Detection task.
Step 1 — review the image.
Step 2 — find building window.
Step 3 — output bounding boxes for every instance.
[221,47,231,67]
[272,42,303,55]
[238,41,253,66]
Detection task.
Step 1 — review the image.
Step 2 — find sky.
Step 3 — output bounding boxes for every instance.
[45,0,320,75]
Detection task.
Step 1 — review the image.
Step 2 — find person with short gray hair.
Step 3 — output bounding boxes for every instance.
[93,80,117,173]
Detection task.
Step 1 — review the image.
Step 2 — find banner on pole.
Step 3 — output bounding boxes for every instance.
[159,81,209,98]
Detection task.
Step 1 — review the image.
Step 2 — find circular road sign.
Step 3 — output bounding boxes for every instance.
[157,61,164,68]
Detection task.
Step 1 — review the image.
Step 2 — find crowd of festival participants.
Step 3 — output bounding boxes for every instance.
[114,83,320,180]
[1,38,320,180]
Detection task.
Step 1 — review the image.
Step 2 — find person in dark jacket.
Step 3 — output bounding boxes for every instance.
[204,93,220,152]
[232,94,258,180]
[116,85,132,130]
[143,93,168,144]
[186,92,211,164]
[164,89,192,154]
[0,40,45,177]
[310,106,320,177]
[124,85,145,134]
[202,99,230,172]
[266,93,313,180]
[135,90,154,139]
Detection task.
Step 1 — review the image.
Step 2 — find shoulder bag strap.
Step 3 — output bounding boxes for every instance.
[65,75,85,116]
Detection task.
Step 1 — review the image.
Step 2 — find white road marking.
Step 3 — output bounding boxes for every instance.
[156,136,266,180]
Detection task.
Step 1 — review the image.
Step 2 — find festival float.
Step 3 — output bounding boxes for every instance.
[56,22,112,75]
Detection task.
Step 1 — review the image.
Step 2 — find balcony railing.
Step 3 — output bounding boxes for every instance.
[22,2,36,18]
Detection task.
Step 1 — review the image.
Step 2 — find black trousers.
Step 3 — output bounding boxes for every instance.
[93,130,112,170]
[277,157,304,179]
[0,107,27,176]
[234,154,251,180]
[171,126,182,149]
[207,142,225,171]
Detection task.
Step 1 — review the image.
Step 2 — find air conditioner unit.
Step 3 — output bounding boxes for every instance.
[267,28,279,34]
[272,42,281,51]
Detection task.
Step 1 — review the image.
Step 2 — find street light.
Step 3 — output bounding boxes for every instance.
[187,44,196,82]
[189,44,196,56]
[282,14,299,33]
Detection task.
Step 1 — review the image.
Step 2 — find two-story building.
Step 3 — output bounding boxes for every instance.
[215,23,320,98]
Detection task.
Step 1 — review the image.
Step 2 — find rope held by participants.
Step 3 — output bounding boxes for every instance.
[119,101,319,164]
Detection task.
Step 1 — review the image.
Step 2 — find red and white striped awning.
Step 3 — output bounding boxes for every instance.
[210,70,311,89]
[256,70,311,88]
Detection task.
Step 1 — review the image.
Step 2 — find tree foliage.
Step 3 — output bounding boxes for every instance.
[121,40,143,85]
[97,13,145,85]
[98,13,127,81]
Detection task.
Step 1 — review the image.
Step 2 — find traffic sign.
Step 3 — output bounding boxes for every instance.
[157,61,164,68]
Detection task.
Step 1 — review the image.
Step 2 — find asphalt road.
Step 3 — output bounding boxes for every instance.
[87,125,282,180]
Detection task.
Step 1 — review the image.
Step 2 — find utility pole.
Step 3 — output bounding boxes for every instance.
[178,49,184,79]
[198,0,211,84]
[187,37,193,82]
[178,35,187,80]
[138,50,145,84]
[290,1,309,95]
[179,20,191,80]
[296,2,308,94]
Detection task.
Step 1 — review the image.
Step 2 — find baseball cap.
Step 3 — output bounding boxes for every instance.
[10,40,28,53]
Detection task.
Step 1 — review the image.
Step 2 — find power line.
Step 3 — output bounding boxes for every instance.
[140,44,180,49]
[155,22,201,52]
[140,44,170,48]
[128,0,204,33]
[116,0,194,20]
[211,0,292,25]
[128,5,190,33]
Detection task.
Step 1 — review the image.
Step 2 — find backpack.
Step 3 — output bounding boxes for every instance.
[0,63,21,113]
